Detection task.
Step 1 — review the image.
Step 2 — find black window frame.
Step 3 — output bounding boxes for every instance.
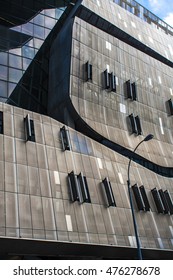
[0,111,3,134]
[126,80,137,100]
[168,98,173,115]
[164,190,173,215]
[86,61,92,81]
[135,115,142,135]
[132,183,145,211]
[104,69,116,92]
[60,126,71,151]
[139,185,150,211]
[129,113,138,134]
[68,171,91,204]
[102,177,116,207]
[151,188,165,214]
[24,114,35,142]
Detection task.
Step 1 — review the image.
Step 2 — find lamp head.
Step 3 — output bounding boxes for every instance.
[143,134,154,142]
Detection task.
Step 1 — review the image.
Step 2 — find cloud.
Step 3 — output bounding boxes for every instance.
[148,0,162,12]
[164,12,173,27]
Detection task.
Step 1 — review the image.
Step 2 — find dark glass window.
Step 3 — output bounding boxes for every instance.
[104,69,116,92]
[60,126,71,151]
[110,72,116,92]
[78,172,91,203]
[132,184,145,211]
[139,185,150,211]
[68,171,91,204]
[24,114,35,142]
[151,188,165,214]
[158,189,170,214]
[168,99,173,115]
[86,61,92,81]
[164,190,173,215]
[0,111,3,134]
[129,114,142,135]
[102,177,116,207]
[129,113,137,134]
[135,115,142,135]
[126,80,137,100]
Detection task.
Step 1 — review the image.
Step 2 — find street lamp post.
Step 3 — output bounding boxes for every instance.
[127,134,154,260]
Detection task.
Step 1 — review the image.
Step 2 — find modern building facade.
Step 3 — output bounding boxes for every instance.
[0,0,173,259]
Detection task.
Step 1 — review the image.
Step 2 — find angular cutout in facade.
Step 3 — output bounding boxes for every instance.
[168,99,173,115]
[131,82,137,101]
[132,184,145,211]
[164,190,173,215]
[86,61,92,81]
[104,69,110,89]
[135,115,142,135]
[24,114,35,142]
[129,113,138,134]
[68,171,91,204]
[139,185,150,211]
[110,72,116,92]
[60,126,71,151]
[159,189,170,214]
[151,188,165,214]
[102,177,116,207]
[126,80,133,99]
[78,172,91,203]
[104,69,116,92]
[68,171,79,202]
[0,111,3,134]
[126,80,137,100]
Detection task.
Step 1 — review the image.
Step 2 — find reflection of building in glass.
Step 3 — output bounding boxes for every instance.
[0,0,173,259]
[0,1,66,103]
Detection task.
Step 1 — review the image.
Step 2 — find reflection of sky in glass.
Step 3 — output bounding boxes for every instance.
[0,7,66,100]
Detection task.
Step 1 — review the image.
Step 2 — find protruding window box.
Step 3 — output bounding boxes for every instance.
[135,115,142,135]
[102,177,116,207]
[151,188,165,214]
[129,113,138,134]
[139,185,150,211]
[132,184,145,211]
[104,69,110,89]
[104,69,116,92]
[60,126,71,151]
[0,111,3,134]
[168,99,173,115]
[159,189,170,214]
[86,61,92,81]
[126,80,137,100]
[68,171,91,204]
[24,114,35,142]
[164,190,173,215]
[129,114,142,135]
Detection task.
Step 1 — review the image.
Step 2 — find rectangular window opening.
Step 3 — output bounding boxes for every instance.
[139,185,150,211]
[68,171,91,204]
[132,184,145,211]
[159,189,170,214]
[164,190,173,215]
[60,126,71,151]
[0,111,3,134]
[129,113,138,134]
[135,115,142,135]
[102,177,116,207]
[151,188,165,214]
[24,114,35,142]
[86,61,92,82]
[126,80,137,100]
[168,99,173,115]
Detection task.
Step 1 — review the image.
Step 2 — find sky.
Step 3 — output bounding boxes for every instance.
[137,0,173,27]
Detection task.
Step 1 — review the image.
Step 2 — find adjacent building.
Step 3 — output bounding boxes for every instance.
[0,0,173,259]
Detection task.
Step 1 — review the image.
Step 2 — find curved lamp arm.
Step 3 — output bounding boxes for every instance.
[127,134,154,260]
